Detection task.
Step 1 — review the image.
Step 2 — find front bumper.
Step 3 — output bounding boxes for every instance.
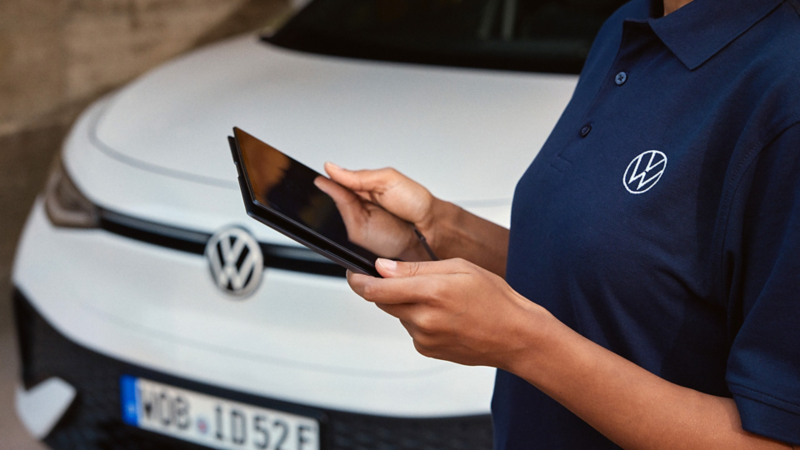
[13,199,495,416]
[14,289,493,449]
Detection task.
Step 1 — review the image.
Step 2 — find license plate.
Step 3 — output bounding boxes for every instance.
[120,376,320,450]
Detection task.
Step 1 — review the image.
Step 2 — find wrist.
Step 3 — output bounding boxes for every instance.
[498,299,561,376]
[415,198,460,257]
[396,228,435,261]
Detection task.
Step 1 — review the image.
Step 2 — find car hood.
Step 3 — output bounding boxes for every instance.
[93,35,577,210]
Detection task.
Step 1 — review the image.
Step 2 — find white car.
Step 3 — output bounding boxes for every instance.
[12,1,621,448]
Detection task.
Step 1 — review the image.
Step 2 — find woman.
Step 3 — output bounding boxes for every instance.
[314,0,800,447]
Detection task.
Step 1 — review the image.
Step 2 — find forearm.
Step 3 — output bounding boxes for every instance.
[507,305,792,450]
[420,199,509,277]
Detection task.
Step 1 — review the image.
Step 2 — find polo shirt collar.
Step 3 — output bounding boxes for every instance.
[646,0,784,70]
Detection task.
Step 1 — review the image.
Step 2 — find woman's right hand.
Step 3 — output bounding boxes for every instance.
[314,163,440,261]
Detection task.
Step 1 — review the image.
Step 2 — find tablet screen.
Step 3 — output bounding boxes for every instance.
[235,128,378,264]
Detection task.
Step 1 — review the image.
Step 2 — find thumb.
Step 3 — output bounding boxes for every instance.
[313,176,365,233]
[323,162,359,190]
[325,162,394,193]
[314,175,357,206]
[376,258,439,278]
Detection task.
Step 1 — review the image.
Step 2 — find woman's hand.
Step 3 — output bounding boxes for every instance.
[350,260,795,450]
[346,258,543,368]
[323,163,437,231]
[317,162,510,275]
[314,175,422,260]
[314,163,438,261]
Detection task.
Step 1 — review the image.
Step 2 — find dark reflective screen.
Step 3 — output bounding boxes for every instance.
[236,129,379,264]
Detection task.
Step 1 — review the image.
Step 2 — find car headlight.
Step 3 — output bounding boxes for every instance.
[44,155,100,228]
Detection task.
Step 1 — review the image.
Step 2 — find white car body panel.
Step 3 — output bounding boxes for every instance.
[14,203,496,416]
[91,35,577,209]
[17,34,578,419]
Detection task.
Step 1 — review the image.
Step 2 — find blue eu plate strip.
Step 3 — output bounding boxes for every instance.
[120,375,139,426]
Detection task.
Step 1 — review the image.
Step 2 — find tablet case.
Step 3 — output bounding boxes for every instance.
[228,128,380,277]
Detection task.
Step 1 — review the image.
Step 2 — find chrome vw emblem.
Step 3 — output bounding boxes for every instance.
[205,227,263,297]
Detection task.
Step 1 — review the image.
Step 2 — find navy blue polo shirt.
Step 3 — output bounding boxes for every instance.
[494,0,800,447]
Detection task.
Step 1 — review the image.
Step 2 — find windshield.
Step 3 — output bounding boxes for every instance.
[265,0,628,74]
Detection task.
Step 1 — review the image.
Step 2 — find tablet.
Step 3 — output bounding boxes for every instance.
[228,127,380,277]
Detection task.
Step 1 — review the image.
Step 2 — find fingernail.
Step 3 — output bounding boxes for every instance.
[326,162,342,170]
[377,258,397,271]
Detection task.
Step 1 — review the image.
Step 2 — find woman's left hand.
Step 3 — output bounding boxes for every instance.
[315,174,420,260]
[347,258,544,368]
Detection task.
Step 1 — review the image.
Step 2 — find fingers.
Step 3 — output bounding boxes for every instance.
[324,163,436,229]
[314,175,358,205]
[313,175,364,226]
[324,162,400,194]
[347,271,426,305]
[348,258,473,305]
[375,258,470,278]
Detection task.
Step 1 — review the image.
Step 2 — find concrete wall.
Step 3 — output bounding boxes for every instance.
[0,0,290,135]
[0,2,288,447]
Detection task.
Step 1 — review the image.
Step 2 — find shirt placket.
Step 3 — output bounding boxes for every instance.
[553,20,660,168]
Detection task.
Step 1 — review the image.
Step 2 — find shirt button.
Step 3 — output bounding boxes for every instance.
[580,125,592,137]
[615,71,628,85]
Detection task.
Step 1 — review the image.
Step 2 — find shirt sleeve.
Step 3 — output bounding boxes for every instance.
[724,121,800,446]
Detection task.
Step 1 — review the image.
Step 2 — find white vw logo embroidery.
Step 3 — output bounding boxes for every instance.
[623,150,668,194]
[205,227,263,297]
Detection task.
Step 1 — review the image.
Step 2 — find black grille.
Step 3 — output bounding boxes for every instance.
[98,209,346,278]
[13,289,493,450]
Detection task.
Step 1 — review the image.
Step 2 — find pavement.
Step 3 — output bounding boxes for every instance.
[0,123,66,450]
